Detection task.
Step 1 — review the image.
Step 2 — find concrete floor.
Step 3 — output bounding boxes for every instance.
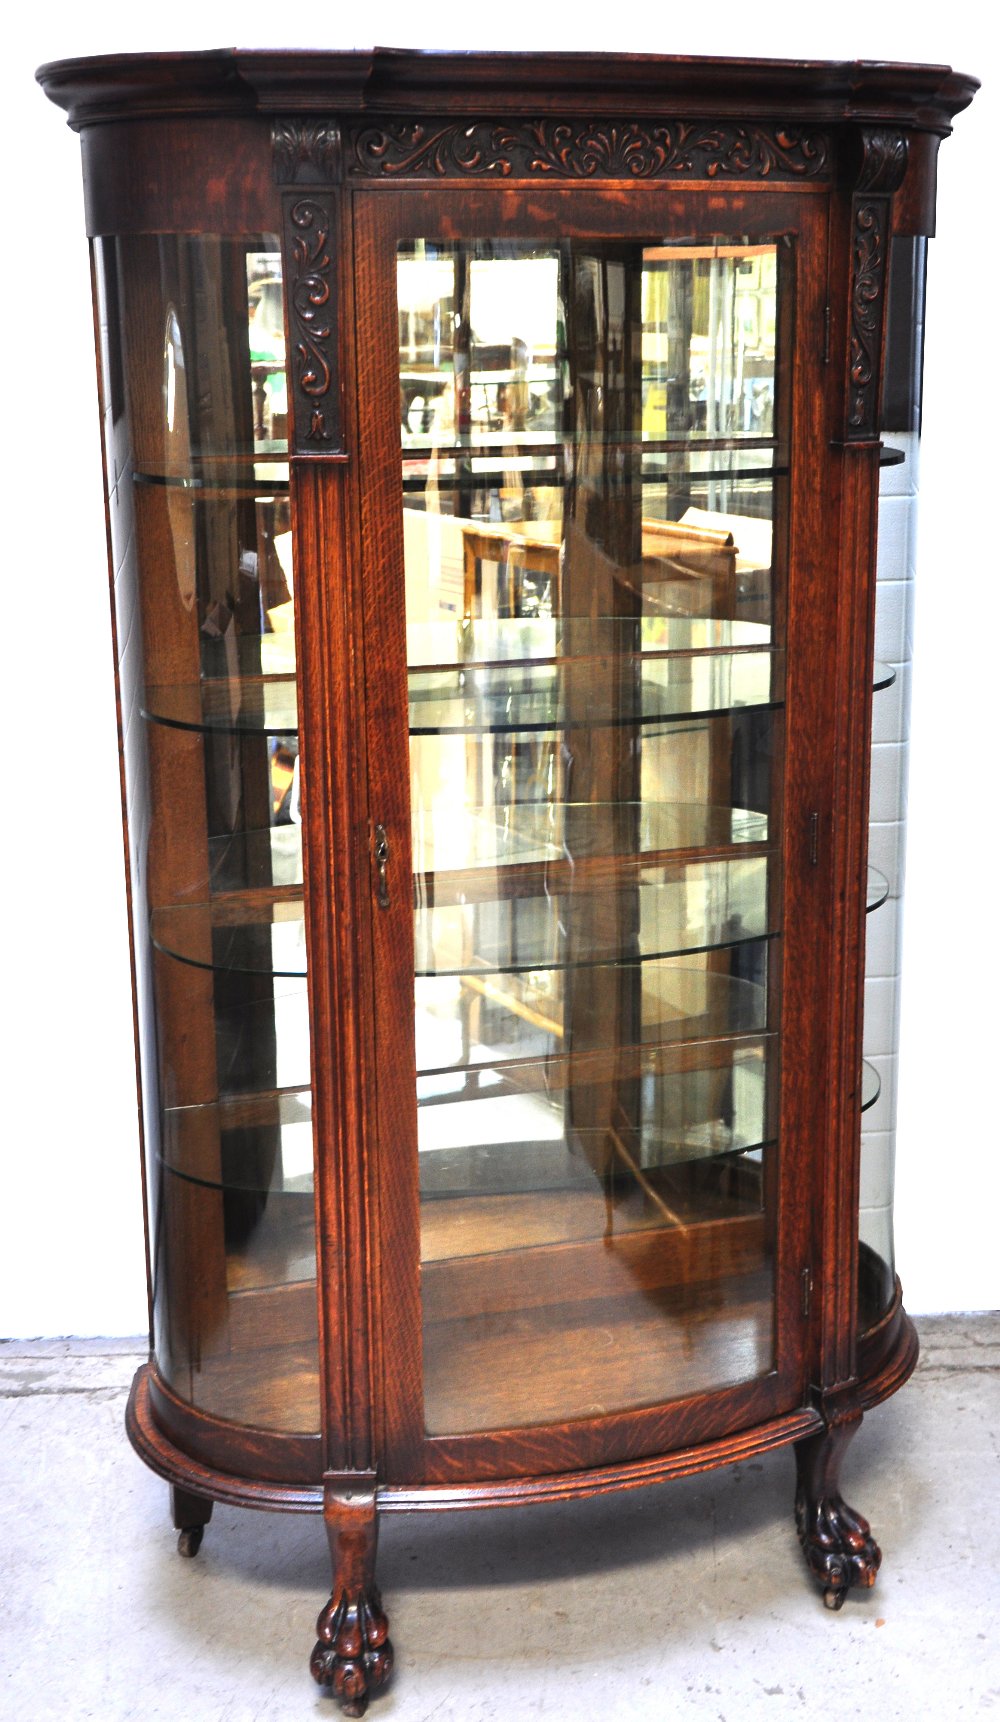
[1,1317,998,1721]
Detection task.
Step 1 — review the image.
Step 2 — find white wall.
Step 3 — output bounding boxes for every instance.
[3,3,995,1336]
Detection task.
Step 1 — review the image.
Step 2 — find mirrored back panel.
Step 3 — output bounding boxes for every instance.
[397,236,791,1435]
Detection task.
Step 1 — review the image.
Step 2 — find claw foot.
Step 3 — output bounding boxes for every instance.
[796,1488,882,1607]
[311,1588,393,1716]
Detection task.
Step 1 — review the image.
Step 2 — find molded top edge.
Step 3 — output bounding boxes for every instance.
[37,47,978,133]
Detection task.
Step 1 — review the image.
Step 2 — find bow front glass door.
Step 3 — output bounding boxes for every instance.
[359,190,819,1463]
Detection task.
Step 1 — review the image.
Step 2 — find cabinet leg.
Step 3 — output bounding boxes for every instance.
[310,1481,392,1717]
[794,1418,881,1610]
[170,1484,213,1558]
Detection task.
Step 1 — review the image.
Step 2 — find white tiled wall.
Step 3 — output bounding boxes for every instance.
[861,430,920,1288]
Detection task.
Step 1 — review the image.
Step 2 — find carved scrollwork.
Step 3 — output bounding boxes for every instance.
[847,200,886,433]
[285,195,338,449]
[272,118,341,185]
[856,126,909,194]
[842,127,907,440]
[348,118,830,180]
[311,1587,393,1717]
[351,122,512,177]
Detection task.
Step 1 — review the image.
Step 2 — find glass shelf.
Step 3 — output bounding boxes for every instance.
[417,962,770,1080]
[409,652,782,736]
[159,1089,314,1194]
[152,900,306,977]
[873,661,896,692]
[420,1117,770,1200]
[866,867,889,913]
[153,857,774,979]
[414,802,768,877]
[399,427,782,455]
[401,442,786,478]
[163,829,303,902]
[420,1055,772,1181]
[158,1067,773,1193]
[142,677,298,735]
[861,1060,881,1112]
[423,1114,772,1187]
[415,857,775,978]
[418,1027,773,1104]
[878,444,906,468]
[139,654,890,739]
[133,455,290,492]
[407,615,772,671]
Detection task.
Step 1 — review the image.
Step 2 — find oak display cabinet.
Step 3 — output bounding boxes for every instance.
[40,49,975,1714]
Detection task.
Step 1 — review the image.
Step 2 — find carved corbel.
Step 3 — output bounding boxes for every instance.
[843,127,909,442]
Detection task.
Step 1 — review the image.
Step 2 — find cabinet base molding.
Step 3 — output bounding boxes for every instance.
[127,1284,918,1701]
[127,1298,918,1518]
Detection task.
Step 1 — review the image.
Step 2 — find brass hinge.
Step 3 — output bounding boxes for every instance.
[823,303,832,365]
[802,1266,813,1318]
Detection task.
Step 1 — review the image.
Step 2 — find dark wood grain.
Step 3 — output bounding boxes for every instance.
[147,1364,322,1484]
[311,1482,393,1716]
[47,50,973,1712]
[39,50,977,134]
[794,1416,881,1609]
[128,1296,916,1511]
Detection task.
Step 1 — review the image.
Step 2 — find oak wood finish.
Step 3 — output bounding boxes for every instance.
[794,1416,881,1609]
[127,1302,917,1512]
[311,1482,393,1716]
[42,48,974,1713]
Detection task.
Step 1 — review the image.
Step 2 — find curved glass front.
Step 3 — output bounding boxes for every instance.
[93,234,319,1433]
[398,236,790,1434]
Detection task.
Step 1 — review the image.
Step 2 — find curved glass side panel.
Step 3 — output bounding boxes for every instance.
[398,235,790,1434]
[93,234,319,1434]
[860,236,927,1334]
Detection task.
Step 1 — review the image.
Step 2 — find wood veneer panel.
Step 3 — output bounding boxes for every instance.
[82,118,279,237]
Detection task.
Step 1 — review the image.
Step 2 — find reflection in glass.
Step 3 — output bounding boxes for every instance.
[96,232,317,1434]
[399,236,789,1434]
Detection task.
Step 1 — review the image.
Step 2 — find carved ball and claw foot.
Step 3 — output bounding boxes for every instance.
[313,1479,392,1716]
[795,1487,882,1609]
[795,1418,881,1610]
[311,1587,393,1716]
[170,1484,213,1559]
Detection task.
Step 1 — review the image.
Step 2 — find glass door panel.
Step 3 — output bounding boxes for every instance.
[397,237,788,1435]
